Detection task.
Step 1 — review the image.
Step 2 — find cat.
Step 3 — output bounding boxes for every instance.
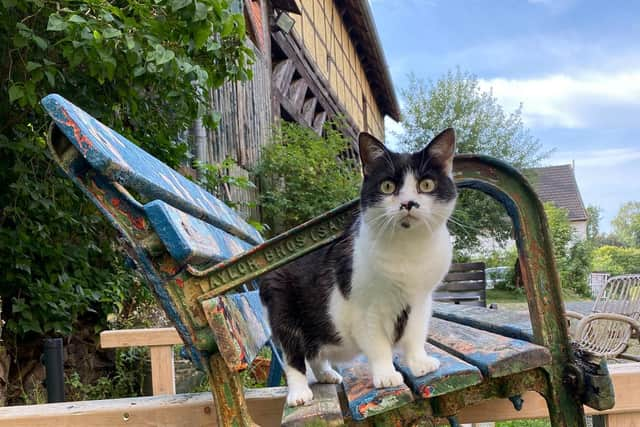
[259,128,457,406]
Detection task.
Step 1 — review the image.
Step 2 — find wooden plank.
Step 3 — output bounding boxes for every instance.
[144,201,254,264]
[281,384,342,427]
[444,271,485,282]
[149,346,176,395]
[448,262,485,273]
[287,79,308,112]
[0,388,288,427]
[42,94,263,245]
[432,303,534,342]
[457,363,640,423]
[394,343,483,398]
[313,110,327,134]
[100,328,182,348]
[337,355,414,421]
[428,318,551,378]
[201,290,271,372]
[1,364,638,426]
[437,281,485,292]
[301,97,317,126]
[272,59,295,94]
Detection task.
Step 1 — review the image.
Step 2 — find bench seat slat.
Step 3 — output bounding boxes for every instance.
[144,200,253,264]
[433,303,534,342]
[282,384,343,427]
[394,343,483,398]
[428,318,551,378]
[42,94,262,245]
[201,290,270,372]
[338,355,414,421]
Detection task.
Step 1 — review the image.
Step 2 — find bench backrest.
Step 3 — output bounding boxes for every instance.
[42,94,270,372]
[433,262,486,307]
[42,94,262,246]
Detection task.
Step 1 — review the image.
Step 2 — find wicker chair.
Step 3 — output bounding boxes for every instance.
[567,274,640,359]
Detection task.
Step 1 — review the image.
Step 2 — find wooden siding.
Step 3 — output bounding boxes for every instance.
[290,0,385,140]
[195,40,270,220]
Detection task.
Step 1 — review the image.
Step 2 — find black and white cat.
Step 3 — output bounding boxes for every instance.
[259,128,457,406]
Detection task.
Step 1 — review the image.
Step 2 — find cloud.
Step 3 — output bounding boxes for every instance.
[478,71,640,128]
[549,147,640,168]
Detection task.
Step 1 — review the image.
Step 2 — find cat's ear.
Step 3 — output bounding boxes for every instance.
[358,132,389,176]
[424,128,455,175]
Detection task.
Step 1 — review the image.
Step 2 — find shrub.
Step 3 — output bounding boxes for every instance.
[255,120,360,235]
[592,246,640,276]
[0,0,252,339]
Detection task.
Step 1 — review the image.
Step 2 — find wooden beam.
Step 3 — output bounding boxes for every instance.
[272,59,295,95]
[100,328,181,396]
[287,79,307,113]
[301,97,317,126]
[100,328,181,348]
[457,363,640,423]
[0,364,638,426]
[0,388,288,427]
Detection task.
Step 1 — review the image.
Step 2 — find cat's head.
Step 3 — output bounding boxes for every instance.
[358,129,457,234]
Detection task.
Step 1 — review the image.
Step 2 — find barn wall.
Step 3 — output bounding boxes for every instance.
[290,0,385,140]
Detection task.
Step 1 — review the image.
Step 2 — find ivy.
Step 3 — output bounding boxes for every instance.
[0,0,252,339]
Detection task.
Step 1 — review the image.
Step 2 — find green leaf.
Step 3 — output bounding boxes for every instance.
[102,27,122,39]
[193,2,208,21]
[68,14,87,24]
[125,35,135,50]
[156,49,175,65]
[45,71,56,87]
[26,61,41,72]
[171,0,191,11]
[93,29,103,41]
[8,84,24,103]
[194,25,210,49]
[32,35,48,49]
[47,14,68,31]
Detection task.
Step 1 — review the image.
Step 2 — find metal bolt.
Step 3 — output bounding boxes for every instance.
[509,394,524,411]
[123,412,130,421]
[204,406,211,415]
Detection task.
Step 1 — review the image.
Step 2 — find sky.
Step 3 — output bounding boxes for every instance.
[368,0,640,232]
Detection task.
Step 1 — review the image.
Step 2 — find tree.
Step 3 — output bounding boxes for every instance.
[586,205,602,242]
[611,201,640,247]
[0,0,252,338]
[399,69,546,253]
[544,203,592,296]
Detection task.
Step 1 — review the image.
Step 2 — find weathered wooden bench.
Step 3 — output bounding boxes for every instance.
[42,94,614,426]
[433,262,487,307]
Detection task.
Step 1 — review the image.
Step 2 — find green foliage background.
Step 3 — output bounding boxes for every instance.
[592,246,640,276]
[0,0,251,338]
[255,120,361,235]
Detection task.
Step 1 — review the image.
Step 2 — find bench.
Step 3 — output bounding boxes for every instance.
[42,93,613,426]
[433,262,487,307]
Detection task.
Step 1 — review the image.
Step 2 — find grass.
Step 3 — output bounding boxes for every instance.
[487,288,591,310]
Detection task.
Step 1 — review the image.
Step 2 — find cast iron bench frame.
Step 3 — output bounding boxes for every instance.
[42,94,613,426]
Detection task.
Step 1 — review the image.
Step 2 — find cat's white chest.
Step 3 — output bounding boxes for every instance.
[325,224,452,362]
[354,224,452,294]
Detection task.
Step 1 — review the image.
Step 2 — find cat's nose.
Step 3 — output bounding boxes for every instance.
[400,200,420,211]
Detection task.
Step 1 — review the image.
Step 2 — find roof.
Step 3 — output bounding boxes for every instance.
[333,0,401,121]
[529,164,588,222]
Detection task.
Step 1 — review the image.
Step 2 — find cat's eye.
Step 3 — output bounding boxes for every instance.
[380,180,396,194]
[418,178,436,193]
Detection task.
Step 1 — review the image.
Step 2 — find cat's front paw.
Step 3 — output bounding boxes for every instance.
[372,369,404,388]
[315,368,343,384]
[286,385,314,407]
[406,354,440,377]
